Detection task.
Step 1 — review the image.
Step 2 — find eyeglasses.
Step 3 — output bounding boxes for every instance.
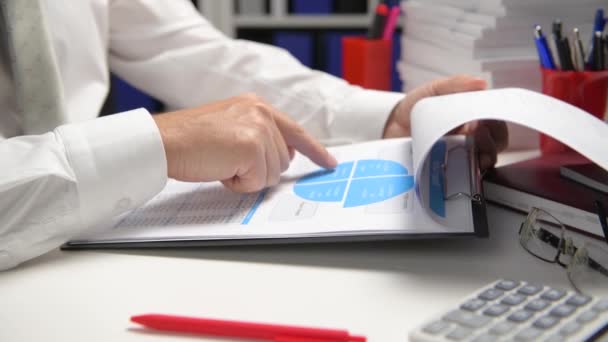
[518,207,608,296]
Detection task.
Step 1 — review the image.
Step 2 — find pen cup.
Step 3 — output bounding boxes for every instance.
[342,37,391,91]
[540,68,608,154]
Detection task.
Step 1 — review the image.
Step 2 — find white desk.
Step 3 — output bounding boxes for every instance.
[0,151,604,342]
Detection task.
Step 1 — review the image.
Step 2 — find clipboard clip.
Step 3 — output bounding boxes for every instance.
[441,139,484,204]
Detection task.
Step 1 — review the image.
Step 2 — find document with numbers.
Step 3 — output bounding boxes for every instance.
[66,88,608,249]
[66,133,483,249]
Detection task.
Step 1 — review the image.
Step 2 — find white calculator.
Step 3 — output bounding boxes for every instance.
[410,280,608,341]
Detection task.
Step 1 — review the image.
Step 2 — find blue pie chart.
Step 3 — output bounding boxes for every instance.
[293,160,414,208]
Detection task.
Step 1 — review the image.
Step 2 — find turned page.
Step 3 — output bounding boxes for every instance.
[410,87,608,223]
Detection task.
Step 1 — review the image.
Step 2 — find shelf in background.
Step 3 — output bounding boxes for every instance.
[235,15,372,28]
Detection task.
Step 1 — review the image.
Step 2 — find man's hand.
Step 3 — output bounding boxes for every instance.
[153,93,337,193]
[383,75,509,169]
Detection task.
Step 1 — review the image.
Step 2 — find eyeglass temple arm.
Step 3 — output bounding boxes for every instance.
[537,227,608,277]
[588,259,608,277]
[595,200,608,245]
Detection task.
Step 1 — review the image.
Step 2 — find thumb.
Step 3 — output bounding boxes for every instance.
[393,75,487,129]
[425,74,487,97]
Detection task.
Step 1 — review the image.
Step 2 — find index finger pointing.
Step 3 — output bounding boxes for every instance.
[272,111,337,169]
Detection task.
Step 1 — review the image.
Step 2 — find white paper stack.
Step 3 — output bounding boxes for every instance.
[399,0,603,92]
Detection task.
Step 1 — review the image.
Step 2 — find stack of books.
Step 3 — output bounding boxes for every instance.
[398,0,604,92]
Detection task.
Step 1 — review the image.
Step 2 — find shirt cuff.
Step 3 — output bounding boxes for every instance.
[55,109,167,225]
[332,88,404,143]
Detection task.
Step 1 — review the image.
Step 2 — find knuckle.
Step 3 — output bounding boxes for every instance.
[250,110,271,127]
[236,129,265,153]
[239,92,261,102]
[253,102,273,119]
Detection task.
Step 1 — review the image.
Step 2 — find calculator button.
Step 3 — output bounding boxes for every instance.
[566,294,592,307]
[541,288,567,301]
[443,310,491,329]
[533,315,560,329]
[483,304,510,317]
[446,327,472,341]
[558,321,582,336]
[544,334,566,342]
[517,284,543,296]
[576,309,598,323]
[460,298,486,312]
[478,288,504,301]
[422,320,451,335]
[472,334,496,342]
[549,304,576,318]
[524,299,550,311]
[514,327,543,341]
[495,280,520,291]
[489,321,516,335]
[592,298,608,312]
[508,310,534,322]
[501,294,526,306]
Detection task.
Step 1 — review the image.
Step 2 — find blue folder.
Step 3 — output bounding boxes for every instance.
[273,31,314,67]
[111,75,162,113]
[391,31,403,92]
[291,0,333,14]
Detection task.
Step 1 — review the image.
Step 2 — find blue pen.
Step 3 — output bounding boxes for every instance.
[587,8,606,68]
[534,25,556,69]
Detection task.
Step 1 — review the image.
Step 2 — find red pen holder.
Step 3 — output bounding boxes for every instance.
[342,37,391,91]
[540,68,608,154]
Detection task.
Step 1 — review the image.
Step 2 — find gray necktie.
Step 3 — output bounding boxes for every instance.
[0,0,66,135]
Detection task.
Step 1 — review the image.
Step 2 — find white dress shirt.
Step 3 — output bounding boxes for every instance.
[0,0,403,270]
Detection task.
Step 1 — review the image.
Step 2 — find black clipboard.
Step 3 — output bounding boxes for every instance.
[63,138,488,251]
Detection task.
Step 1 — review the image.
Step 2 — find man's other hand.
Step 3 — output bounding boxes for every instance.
[383,75,509,169]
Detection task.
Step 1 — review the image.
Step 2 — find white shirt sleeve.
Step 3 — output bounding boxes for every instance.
[107,0,404,145]
[0,110,167,270]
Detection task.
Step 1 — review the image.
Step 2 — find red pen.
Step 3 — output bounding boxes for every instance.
[130,314,366,342]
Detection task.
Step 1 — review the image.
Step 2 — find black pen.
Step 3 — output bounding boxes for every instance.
[367,3,388,40]
[560,37,575,71]
[587,8,606,69]
[552,20,571,70]
[552,20,562,40]
[605,33,608,70]
[593,31,604,70]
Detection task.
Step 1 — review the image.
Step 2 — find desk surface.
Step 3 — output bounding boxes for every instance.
[2,151,603,342]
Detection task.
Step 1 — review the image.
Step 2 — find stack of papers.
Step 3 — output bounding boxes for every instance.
[399,0,603,92]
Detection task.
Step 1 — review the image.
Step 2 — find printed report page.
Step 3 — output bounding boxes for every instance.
[72,138,473,244]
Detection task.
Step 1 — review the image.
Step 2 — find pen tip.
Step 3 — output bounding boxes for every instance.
[131,314,153,325]
[131,315,143,323]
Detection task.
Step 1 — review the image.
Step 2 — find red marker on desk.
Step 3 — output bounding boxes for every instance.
[131,314,366,342]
